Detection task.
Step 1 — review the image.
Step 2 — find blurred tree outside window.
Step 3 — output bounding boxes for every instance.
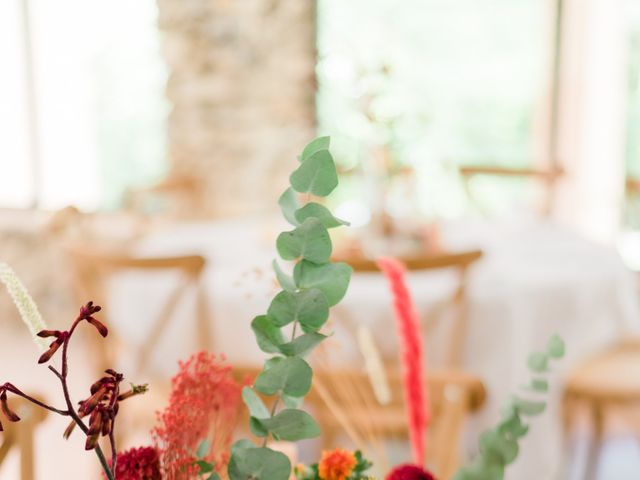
[620,0,640,269]
[317,0,550,222]
[0,0,167,211]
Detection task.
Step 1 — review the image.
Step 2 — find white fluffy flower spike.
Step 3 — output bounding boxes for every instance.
[0,263,48,350]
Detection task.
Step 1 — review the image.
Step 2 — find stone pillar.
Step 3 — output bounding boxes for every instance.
[157,0,317,217]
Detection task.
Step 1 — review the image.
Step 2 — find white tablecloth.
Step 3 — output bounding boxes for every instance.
[108,216,639,479]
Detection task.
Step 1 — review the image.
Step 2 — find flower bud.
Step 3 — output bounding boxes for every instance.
[0,392,20,422]
[79,386,107,416]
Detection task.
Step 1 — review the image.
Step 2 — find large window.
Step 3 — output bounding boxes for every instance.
[0,0,167,210]
[317,0,552,219]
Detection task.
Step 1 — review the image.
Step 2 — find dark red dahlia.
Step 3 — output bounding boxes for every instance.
[385,464,436,480]
[106,446,161,480]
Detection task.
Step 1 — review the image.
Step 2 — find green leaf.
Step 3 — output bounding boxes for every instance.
[300,136,330,162]
[206,473,221,480]
[196,460,215,473]
[267,289,329,331]
[525,378,548,393]
[196,439,211,459]
[289,150,338,197]
[279,332,327,357]
[547,334,565,358]
[251,316,285,354]
[231,439,255,454]
[272,260,296,292]
[255,357,313,397]
[527,352,548,373]
[479,429,519,465]
[282,394,303,408]
[242,387,269,419]
[294,261,352,307]
[278,188,300,226]
[277,218,332,264]
[294,203,349,229]
[513,396,546,416]
[249,416,269,438]
[498,412,529,439]
[228,447,291,480]
[253,409,320,441]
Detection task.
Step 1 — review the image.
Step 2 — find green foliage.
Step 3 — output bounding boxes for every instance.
[294,450,373,480]
[229,137,352,480]
[193,439,221,480]
[453,334,565,480]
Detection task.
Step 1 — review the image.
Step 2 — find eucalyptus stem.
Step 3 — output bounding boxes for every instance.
[230,137,352,480]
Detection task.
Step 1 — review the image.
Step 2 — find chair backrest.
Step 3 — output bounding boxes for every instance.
[306,363,485,480]
[65,245,211,377]
[334,250,483,368]
[458,165,565,217]
[0,396,48,480]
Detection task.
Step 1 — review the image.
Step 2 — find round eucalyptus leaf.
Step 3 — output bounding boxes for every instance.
[267,289,329,330]
[527,352,548,373]
[294,202,349,229]
[242,386,269,419]
[546,334,565,358]
[255,357,313,397]
[272,260,296,292]
[299,136,330,162]
[228,447,291,480]
[251,315,285,354]
[278,188,300,226]
[279,332,327,357]
[289,150,338,197]
[293,260,352,306]
[253,409,320,441]
[276,218,332,264]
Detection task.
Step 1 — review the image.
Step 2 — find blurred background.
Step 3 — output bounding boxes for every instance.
[2,0,640,479]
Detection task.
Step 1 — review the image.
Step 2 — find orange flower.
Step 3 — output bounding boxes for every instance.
[318,448,357,480]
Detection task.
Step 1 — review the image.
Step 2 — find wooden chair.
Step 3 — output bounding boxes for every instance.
[333,250,483,368]
[309,367,485,480]
[458,165,565,216]
[562,339,640,480]
[0,397,48,480]
[64,246,212,377]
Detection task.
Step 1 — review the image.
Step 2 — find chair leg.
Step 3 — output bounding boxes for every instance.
[17,420,35,480]
[435,386,469,480]
[585,403,605,480]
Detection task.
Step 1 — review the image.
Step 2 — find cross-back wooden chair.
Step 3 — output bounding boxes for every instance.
[310,366,485,480]
[334,250,483,368]
[562,338,640,480]
[0,397,48,480]
[458,165,565,217]
[64,245,212,378]
[232,363,485,480]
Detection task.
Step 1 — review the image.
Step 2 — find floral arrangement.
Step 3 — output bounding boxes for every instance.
[0,138,566,480]
[0,296,147,480]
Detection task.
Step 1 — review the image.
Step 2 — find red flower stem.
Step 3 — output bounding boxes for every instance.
[58,316,116,480]
[3,383,69,415]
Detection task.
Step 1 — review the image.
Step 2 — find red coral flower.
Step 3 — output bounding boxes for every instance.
[153,352,243,479]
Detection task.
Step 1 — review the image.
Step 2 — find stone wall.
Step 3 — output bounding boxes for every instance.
[156,0,317,217]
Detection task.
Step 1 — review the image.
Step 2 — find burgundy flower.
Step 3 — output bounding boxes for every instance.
[386,464,436,480]
[105,446,162,480]
[37,332,67,364]
[0,391,20,422]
